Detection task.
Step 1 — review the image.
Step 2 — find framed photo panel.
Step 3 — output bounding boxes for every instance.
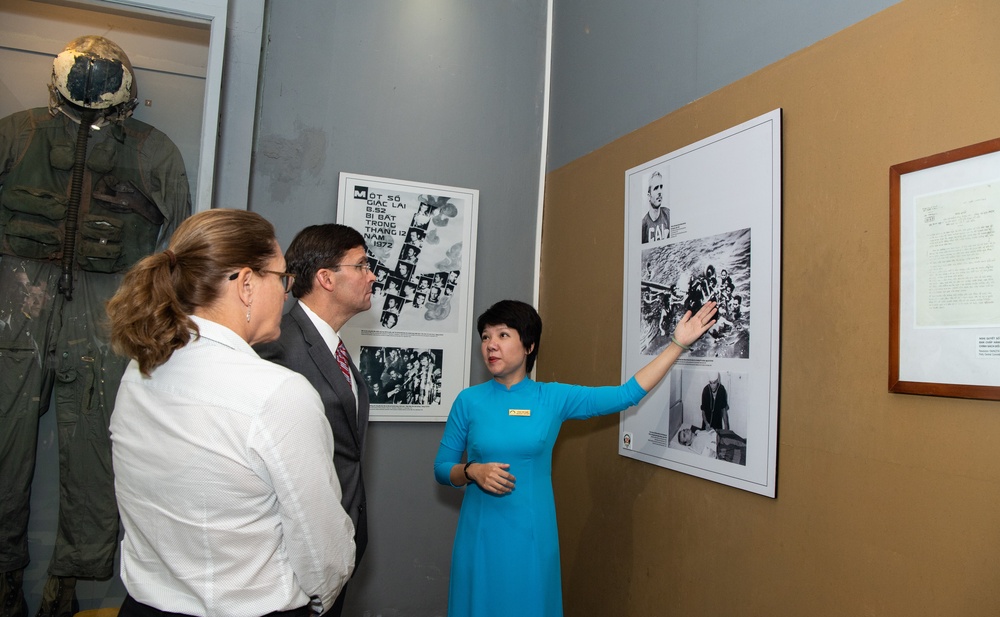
[619,109,782,497]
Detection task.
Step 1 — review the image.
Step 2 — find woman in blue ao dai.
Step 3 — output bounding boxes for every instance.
[433,299,717,617]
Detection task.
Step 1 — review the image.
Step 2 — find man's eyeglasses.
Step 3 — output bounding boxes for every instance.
[228,269,296,293]
[332,263,371,274]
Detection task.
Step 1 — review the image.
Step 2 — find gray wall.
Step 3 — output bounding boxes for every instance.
[247,2,548,615]
[547,0,902,170]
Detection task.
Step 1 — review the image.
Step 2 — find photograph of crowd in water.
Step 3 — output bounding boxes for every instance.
[640,228,751,359]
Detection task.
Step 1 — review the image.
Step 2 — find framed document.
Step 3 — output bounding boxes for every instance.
[890,137,1000,399]
[337,173,479,421]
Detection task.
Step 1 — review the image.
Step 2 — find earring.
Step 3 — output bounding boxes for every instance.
[246,300,252,322]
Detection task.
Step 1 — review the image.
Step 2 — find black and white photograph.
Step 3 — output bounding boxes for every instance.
[338,172,479,421]
[381,312,399,330]
[640,228,751,359]
[396,260,414,281]
[406,228,425,247]
[401,244,421,263]
[640,167,671,244]
[411,202,434,229]
[384,295,403,315]
[665,369,748,466]
[619,109,781,497]
[359,346,444,406]
[384,277,402,298]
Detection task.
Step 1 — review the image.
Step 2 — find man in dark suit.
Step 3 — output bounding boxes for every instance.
[255,224,376,616]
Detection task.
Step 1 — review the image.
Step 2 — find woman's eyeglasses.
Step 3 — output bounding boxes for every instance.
[228,270,296,293]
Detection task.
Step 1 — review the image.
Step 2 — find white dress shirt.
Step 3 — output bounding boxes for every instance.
[111,316,355,617]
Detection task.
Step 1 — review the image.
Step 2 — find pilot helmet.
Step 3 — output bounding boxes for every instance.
[49,35,138,122]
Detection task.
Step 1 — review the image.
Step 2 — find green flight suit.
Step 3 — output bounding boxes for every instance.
[0,107,190,578]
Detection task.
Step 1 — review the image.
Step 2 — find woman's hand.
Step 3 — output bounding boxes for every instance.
[672,302,718,348]
[469,462,515,495]
[635,301,719,392]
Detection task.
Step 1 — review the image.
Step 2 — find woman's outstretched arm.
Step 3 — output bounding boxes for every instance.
[634,302,717,391]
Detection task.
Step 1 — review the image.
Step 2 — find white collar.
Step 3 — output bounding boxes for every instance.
[298,300,343,352]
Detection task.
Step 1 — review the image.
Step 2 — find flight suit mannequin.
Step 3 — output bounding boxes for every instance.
[0,36,191,617]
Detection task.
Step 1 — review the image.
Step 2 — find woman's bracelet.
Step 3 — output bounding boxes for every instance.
[464,460,477,483]
[671,336,690,350]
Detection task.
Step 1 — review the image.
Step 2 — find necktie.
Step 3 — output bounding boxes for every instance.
[335,341,352,386]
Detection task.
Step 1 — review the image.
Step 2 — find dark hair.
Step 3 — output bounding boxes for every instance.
[678,427,695,446]
[107,209,277,375]
[284,224,366,298]
[476,300,542,372]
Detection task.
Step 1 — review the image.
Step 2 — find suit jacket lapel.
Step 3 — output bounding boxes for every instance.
[290,304,362,442]
[349,356,370,456]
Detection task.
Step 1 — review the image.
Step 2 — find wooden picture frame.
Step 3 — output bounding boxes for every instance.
[890,137,1000,399]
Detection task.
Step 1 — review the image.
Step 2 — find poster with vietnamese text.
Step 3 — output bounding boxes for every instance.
[338,173,478,421]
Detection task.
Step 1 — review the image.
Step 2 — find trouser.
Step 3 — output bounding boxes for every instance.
[0,257,126,578]
[119,596,312,617]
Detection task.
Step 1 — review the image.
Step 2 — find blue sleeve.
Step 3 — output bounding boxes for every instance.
[433,390,470,486]
[555,376,648,421]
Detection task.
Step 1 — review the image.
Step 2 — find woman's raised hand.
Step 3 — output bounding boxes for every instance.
[673,302,718,348]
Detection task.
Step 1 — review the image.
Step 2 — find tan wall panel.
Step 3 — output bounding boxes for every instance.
[540,0,1000,614]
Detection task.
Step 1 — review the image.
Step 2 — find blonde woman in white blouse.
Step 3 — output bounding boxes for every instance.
[107,209,354,617]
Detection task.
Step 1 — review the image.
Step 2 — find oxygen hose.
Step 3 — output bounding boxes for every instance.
[58,108,96,300]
